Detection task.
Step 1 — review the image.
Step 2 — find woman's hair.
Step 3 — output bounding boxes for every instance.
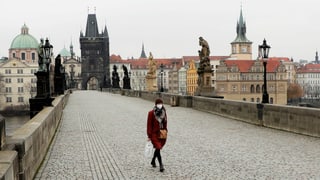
[155,98,163,105]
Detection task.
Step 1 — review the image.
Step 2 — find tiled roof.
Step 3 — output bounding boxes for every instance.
[268,57,291,62]
[296,63,320,73]
[223,60,281,73]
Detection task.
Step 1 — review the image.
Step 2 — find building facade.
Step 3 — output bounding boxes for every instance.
[296,63,320,98]
[186,60,198,96]
[216,60,288,104]
[0,24,39,111]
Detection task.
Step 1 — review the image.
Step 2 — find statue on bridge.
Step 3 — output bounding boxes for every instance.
[198,36,211,70]
[146,52,156,78]
[122,64,131,89]
[112,65,120,88]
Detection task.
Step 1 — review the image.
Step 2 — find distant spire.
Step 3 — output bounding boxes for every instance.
[316,51,319,64]
[140,43,147,58]
[70,40,75,58]
[232,7,251,43]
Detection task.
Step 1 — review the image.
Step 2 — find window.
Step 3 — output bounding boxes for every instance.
[5,78,11,83]
[17,78,23,83]
[18,87,24,93]
[250,85,255,93]
[5,87,12,93]
[256,85,261,93]
[32,53,36,60]
[5,69,11,74]
[18,97,24,102]
[21,53,26,60]
[13,53,16,58]
[17,69,23,74]
[6,97,12,102]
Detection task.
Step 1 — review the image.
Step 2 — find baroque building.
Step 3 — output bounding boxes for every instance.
[0,24,38,111]
[80,13,111,90]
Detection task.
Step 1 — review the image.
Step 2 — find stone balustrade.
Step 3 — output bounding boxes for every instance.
[0,91,70,180]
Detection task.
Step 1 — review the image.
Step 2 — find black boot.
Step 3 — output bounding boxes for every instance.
[160,164,165,172]
[151,159,156,168]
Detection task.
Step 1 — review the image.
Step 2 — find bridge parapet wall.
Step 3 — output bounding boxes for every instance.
[264,104,320,137]
[1,92,69,180]
[118,90,320,138]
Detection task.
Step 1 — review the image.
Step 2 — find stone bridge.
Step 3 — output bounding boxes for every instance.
[1,90,320,179]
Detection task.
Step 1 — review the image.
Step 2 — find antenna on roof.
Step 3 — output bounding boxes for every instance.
[94,7,96,14]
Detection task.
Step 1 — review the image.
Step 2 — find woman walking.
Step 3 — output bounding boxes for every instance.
[147,98,168,172]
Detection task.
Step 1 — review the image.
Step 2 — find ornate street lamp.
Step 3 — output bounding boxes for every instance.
[43,38,53,72]
[259,39,271,103]
[160,64,164,92]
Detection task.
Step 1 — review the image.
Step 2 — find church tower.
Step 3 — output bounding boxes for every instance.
[230,8,252,60]
[80,13,111,89]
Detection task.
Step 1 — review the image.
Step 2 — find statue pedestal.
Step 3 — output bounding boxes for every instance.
[195,67,220,97]
[146,75,157,92]
[29,71,54,119]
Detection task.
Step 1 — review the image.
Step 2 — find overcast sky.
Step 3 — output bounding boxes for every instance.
[1,0,320,61]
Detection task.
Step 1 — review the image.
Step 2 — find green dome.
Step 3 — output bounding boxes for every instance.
[59,47,71,57]
[10,24,39,49]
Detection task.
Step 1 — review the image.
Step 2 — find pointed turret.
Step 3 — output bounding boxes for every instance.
[232,8,251,43]
[230,7,253,60]
[104,25,109,38]
[140,43,147,58]
[315,51,319,64]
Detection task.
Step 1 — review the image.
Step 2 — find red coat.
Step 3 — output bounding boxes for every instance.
[147,109,167,149]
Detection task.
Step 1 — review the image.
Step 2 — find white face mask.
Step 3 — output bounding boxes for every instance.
[156,104,163,109]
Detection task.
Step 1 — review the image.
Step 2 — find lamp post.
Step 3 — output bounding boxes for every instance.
[43,38,53,73]
[259,39,271,103]
[160,63,164,92]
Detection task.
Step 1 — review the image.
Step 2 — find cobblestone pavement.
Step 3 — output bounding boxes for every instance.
[35,91,320,179]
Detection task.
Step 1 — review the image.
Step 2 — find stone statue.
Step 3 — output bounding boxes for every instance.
[122,64,129,79]
[198,37,211,69]
[122,64,131,89]
[37,38,45,71]
[147,52,156,77]
[112,65,120,88]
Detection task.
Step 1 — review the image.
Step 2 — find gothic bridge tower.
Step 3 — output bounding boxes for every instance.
[80,13,111,90]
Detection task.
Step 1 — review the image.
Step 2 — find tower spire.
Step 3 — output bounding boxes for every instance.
[140,43,147,58]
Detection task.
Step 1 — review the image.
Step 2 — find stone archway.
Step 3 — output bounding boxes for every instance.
[86,77,99,90]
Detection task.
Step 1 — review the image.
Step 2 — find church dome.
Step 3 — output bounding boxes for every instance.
[10,24,38,49]
[59,47,71,57]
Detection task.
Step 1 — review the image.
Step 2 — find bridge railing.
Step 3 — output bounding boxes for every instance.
[114,89,320,138]
[0,90,70,180]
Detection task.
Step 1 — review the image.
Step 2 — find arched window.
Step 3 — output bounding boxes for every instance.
[250,85,255,93]
[256,85,261,93]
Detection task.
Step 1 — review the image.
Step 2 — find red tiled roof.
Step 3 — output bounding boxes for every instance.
[297,63,320,73]
[223,60,281,73]
[268,57,291,62]
[182,56,229,61]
